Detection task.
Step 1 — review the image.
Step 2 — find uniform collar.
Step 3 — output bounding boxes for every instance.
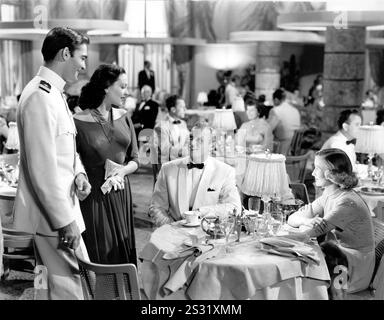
[37,66,66,92]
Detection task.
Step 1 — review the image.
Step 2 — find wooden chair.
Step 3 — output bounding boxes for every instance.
[75,251,141,300]
[289,183,310,204]
[288,129,306,156]
[285,152,310,184]
[1,227,35,280]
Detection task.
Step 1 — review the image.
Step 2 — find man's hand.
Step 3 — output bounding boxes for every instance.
[75,173,91,201]
[58,220,81,250]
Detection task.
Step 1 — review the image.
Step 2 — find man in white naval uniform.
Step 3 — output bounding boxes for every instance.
[14,27,92,299]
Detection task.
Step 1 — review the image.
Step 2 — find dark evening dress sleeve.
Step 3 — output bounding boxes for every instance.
[74,111,138,265]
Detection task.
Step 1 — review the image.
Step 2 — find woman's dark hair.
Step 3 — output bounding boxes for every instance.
[67,95,80,113]
[41,27,89,62]
[79,64,126,110]
[316,148,358,189]
[376,109,384,126]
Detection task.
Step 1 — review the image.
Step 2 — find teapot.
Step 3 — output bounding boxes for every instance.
[200,216,224,238]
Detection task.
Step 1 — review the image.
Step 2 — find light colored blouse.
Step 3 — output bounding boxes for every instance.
[298,184,375,292]
[238,118,273,150]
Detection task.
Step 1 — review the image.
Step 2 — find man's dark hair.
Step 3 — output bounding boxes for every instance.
[165,94,180,111]
[272,88,286,101]
[41,27,89,62]
[144,60,151,68]
[337,109,359,130]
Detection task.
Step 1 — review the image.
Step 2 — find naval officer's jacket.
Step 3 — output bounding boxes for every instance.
[13,66,86,236]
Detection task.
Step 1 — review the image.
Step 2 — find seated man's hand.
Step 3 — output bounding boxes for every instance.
[58,220,81,250]
[133,123,142,129]
[75,173,92,201]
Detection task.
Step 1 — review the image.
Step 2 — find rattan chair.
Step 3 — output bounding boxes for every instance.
[285,152,310,184]
[289,183,310,204]
[1,227,35,280]
[347,218,384,300]
[288,129,306,156]
[75,250,141,300]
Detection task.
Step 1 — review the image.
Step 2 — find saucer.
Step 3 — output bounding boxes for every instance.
[181,219,201,227]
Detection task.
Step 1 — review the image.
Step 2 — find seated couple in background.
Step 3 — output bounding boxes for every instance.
[149,121,241,227]
[288,148,375,299]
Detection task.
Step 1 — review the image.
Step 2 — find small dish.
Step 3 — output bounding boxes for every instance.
[358,186,384,196]
[181,219,201,227]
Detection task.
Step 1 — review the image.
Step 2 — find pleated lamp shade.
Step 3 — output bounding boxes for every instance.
[212,109,237,131]
[240,153,291,199]
[5,122,19,151]
[197,91,208,105]
[355,125,384,154]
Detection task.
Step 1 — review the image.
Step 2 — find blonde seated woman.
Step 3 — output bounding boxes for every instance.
[288,148,375,299]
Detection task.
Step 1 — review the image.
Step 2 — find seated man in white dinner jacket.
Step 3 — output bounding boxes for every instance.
[149,121,241,227]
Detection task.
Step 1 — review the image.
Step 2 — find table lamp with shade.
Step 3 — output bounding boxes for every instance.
[241,153,292,202]
[212,109,237,160]
[197,91,208,107]
[355,124,384,179]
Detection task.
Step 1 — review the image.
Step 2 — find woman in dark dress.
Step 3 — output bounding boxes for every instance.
[74,64,139,265]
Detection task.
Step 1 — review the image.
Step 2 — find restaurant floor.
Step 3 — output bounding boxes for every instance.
[0,164,372,300]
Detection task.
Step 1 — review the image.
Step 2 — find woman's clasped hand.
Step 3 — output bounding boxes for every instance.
[106,174,125,191]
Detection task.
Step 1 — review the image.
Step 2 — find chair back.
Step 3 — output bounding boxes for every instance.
[75,251,141,300]
[1,227,35,280]
[289,183,310,204]
[2,227,34,254]
[285,152,309,183]
[0,153,19,167]
[288,129,306,156]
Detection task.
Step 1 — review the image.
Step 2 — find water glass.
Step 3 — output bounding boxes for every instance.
[244,214,258,238]
[248,197,261,215]
[270,211,283,236]
[257,216,269,238]
[220,216,236,252]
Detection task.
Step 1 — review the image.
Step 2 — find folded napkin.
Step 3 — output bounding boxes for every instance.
[162,244,222,294]
[260,236,321,264]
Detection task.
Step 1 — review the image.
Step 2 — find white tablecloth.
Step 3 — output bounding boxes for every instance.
[139,223,330,300]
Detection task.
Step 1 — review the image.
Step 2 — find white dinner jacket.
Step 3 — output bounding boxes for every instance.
[149,156,241,227]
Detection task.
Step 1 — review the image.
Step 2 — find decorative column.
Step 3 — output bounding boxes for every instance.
[255,42,281,103]
[322,27,366,134]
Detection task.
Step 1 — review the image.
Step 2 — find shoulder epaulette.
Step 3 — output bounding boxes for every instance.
[39,80,51,93]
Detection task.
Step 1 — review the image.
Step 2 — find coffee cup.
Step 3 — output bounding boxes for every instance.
[184,211,199,225]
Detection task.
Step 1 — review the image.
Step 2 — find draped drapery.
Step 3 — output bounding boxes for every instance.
[118,44,171,99]
[0,40,32,98]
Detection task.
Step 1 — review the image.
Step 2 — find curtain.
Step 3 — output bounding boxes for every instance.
[118,44,171,99]
[0,40,32,98]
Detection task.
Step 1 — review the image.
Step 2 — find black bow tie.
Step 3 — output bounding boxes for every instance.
[346,138,356,145]
[172,120,181,124]
[187,163,204,170]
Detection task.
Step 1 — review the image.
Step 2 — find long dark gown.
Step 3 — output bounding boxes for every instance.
[74,109,139,265]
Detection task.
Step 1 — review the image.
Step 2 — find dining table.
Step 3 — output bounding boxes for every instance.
[139,221,331,300]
